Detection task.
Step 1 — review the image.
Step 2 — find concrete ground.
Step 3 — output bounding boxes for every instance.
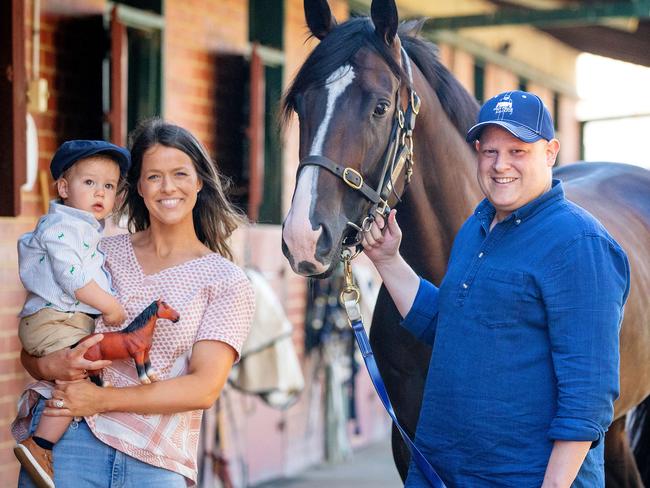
[252,441,403,488]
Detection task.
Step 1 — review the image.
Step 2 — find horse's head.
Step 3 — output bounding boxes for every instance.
[282,0,417,277]
[156,300,180,323]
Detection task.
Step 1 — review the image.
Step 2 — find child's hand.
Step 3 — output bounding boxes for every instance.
[103,305,127,326]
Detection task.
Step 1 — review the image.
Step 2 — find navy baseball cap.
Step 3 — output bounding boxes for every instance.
[50,140,131,180]
[466,90,555,143]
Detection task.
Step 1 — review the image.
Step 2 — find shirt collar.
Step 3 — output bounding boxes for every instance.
[48,200,104,231]
[474,179,565,225]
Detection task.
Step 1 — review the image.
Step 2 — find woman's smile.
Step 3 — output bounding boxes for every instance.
[158,198,182,209]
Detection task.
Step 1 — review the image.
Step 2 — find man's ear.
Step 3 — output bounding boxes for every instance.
[546,139,560,167]
[474,140,480,153]
[56,178,69,199]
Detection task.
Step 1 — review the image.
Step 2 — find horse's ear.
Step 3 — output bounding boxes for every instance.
[371,0,399,45]
[304,0,337,40]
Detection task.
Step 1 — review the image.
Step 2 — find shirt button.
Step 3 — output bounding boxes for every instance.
[478,252,484,258]
[462,283,468,289]
[515,219,522,225]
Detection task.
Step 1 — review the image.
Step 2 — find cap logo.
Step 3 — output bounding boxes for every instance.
[494,98,513,115]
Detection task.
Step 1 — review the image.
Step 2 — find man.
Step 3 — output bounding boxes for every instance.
[362,90,630,487]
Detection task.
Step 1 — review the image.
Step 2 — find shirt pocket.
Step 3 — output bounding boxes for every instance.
[472,266,525,328]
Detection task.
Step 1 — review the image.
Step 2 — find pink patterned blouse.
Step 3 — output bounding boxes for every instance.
[13,233,255,485]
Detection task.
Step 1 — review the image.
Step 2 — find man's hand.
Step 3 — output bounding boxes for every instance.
[360,209,419,318]
[361,209,402,269]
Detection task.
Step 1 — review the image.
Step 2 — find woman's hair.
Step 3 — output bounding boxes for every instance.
[120,118,245,260]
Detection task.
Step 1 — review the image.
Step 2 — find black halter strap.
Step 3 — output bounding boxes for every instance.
[297,50,421,245]
[299,155,383,205]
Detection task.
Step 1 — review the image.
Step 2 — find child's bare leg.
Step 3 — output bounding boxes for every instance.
[34,415,72,444]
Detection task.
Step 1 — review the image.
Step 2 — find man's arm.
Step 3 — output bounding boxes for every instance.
[543,235,630,475]
[542,441,591,488]
[362,210,419,318]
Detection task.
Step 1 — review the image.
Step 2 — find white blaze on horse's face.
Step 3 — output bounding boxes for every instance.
[283,65,356,275]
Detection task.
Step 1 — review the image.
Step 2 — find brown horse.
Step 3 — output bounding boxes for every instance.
[79,299,180,386]
[281,0,650,486]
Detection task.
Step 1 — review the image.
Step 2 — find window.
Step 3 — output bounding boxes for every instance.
[104,3,164,144]
[249,0,283,50]
[249,0,284,224]
[474,60,485,104]
[126,26,162,134]
[518,77,528,92]
[552,92,560,131]
[0,0,27,216]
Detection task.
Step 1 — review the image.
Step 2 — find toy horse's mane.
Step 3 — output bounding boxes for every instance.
[121,301,159,333]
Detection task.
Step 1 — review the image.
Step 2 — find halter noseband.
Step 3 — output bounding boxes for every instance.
[296,47,421,247]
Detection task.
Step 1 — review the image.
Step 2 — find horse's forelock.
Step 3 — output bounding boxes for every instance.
[281,16,407,130]
[281,15,478,141]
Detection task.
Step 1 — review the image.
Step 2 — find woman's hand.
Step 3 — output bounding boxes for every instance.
[43,379,105,418]
[362,209,402,268]
[21,334,112,381]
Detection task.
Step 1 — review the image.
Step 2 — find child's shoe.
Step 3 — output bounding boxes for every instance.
[14,436,54,488]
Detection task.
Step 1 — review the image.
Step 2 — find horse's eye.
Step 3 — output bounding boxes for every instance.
[373,101,390,117]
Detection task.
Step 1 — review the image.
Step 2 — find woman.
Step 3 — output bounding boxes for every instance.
[14,119,255,487]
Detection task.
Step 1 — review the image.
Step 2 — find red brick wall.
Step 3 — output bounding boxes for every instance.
[2,1,106,483]
[3,2,388,485]
[165,0,249,152]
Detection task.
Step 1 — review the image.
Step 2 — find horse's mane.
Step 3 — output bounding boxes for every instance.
[121,300,159,333]
[399,20,479,137]
[281,17,478,138]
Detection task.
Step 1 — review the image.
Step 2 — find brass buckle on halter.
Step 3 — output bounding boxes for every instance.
[376,199,390,217]
[411,91,421,115]
[343,167,363,190]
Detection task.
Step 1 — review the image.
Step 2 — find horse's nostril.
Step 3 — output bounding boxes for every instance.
[297,261,318,275]
[315,224,332,261]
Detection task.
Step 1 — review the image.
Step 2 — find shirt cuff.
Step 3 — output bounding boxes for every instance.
[59,271,93,298]
[548,416,606,448]
[400,278,439,343]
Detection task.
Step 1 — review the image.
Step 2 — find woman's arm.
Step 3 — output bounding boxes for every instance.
[43,339,236,417]
[21,334,111,381]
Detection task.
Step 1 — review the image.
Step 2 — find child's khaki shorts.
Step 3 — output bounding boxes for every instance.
[19,308,95,357]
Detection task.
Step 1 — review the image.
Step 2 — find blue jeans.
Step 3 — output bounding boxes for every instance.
[18,399,186,488]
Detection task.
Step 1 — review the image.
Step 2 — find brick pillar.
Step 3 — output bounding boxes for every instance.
[484,63,518,99]
[557,95,580,165]
[453,50,474,96]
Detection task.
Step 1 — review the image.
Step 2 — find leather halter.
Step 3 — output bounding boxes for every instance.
[296,48,421,247]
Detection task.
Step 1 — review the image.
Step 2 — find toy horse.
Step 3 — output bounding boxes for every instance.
[78,299,180,386]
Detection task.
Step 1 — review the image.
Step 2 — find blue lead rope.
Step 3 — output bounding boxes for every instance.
[349,317,447,488]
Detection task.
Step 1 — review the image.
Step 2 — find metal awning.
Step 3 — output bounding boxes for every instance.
[422,1,650,66]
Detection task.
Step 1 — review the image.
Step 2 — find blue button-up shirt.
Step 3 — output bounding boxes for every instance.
[402,180,630,487]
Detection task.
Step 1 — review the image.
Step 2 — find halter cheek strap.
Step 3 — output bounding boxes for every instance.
[297,49,421,246]
[299,155,383,204]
